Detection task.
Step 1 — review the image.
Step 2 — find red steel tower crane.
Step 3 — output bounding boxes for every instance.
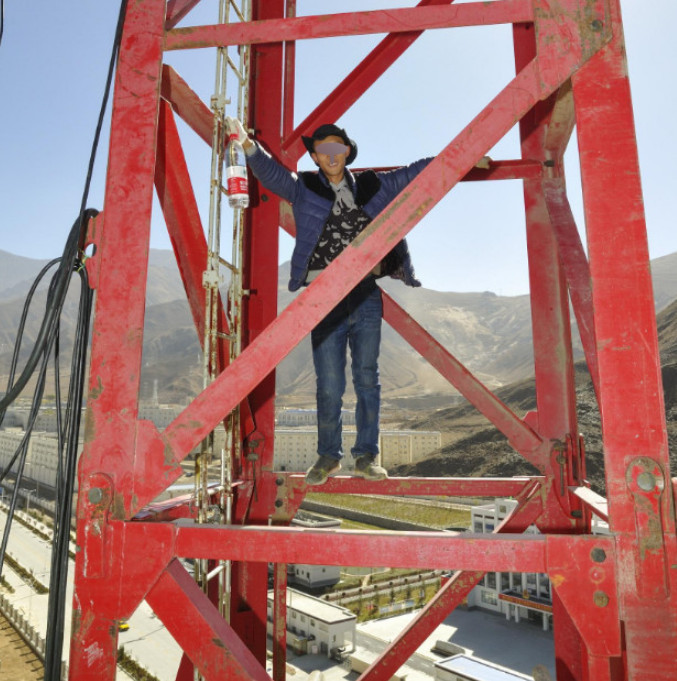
[70,1,676,679]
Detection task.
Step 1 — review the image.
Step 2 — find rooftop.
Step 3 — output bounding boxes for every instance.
[436,654,531,680]
[268,588,356,625]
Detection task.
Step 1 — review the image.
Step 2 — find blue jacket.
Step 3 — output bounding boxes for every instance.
[246,143,433,291]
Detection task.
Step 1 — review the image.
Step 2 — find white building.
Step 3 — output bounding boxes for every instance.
[3,407,70,433]
[288,564,341,590]
[139,403,184,428]
[468,499,610,631]
[0,430,61,491]
[287,512,342,589]
[435,654,532,681]
[266,588,356,658]
[273,428,441,472]
[381,429,442,466]
[277,409,356,426]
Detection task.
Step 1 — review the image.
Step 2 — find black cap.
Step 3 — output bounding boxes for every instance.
[301,124,357,165]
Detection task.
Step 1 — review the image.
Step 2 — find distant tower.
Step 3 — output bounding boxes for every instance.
[152,379,159,407]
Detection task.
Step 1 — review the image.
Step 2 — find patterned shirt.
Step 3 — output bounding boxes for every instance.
[307,178,371,272]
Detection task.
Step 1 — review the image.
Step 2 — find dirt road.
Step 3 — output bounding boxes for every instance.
[0,613,43,681]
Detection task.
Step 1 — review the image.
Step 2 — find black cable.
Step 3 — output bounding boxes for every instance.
[0,0,4,49]
[43,0,129,676]
[0,258,60,431]
[0,244,78,412]
[44,268,93,681]
[0,211,94,574]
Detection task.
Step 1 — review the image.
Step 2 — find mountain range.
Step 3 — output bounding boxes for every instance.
[394,296,677,493]
[1,249,676,423]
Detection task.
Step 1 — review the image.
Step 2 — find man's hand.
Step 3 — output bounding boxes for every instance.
[225,116,249,145]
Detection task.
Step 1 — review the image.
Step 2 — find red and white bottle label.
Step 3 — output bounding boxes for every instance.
[227,166,248,195]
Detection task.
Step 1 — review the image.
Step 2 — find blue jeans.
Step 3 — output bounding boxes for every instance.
[311,277,382,461]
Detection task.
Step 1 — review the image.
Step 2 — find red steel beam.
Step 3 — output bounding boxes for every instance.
[161,64,212,145]
[542,81,576,160]
[460,159,543,182]
[165,1,534,51]
[573,0,677,675]
[165,0,203,30]
[515,20,587,678]
[382,291,547,468]
[154,100,223,349]
[543,176,601,397]
[71,0,168,675]
[133,476,541,524]
[547,534,621,662]
[282,0,296,140]
[291,474,539,498]
[173,523,549,573]
[146,559,270,681]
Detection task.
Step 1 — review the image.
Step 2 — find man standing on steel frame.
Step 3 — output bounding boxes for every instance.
[226,117,432,486]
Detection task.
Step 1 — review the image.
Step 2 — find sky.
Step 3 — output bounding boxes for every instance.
[0,1,675,296]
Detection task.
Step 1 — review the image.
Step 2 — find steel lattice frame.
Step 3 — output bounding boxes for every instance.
[70,1,676,679]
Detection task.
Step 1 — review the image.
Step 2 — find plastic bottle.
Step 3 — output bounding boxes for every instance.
[226,133,249,209]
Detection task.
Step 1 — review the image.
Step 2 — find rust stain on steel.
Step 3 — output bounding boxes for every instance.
[550,573,565,589]
[83,412,97,444]
[71,607,82,636]
[113,493,127,521]
[90,375,104,400]
[636,498,664,560]
[164,442,181,468]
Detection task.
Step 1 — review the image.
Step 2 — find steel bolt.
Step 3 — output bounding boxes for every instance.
[637,471,656,492]
[88,487,103,504]
[274,499,284,508]
[591,547,607,563]
[275,477,284,486]
[593,590,609,607]
[591,19,603,32]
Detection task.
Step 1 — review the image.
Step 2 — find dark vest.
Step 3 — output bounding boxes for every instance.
[300,170,415,283]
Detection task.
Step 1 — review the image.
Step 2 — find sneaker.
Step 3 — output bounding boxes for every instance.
[305,456,341,486]
[353,456,388,481]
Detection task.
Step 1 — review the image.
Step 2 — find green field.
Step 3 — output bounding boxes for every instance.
[306,493,471,530]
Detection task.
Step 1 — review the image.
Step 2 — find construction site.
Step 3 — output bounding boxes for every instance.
[0,1,675,680]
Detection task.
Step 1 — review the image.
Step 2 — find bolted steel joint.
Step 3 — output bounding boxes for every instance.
[636,471,657,492]
[590,547,607,563]
[88,487,104,504]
